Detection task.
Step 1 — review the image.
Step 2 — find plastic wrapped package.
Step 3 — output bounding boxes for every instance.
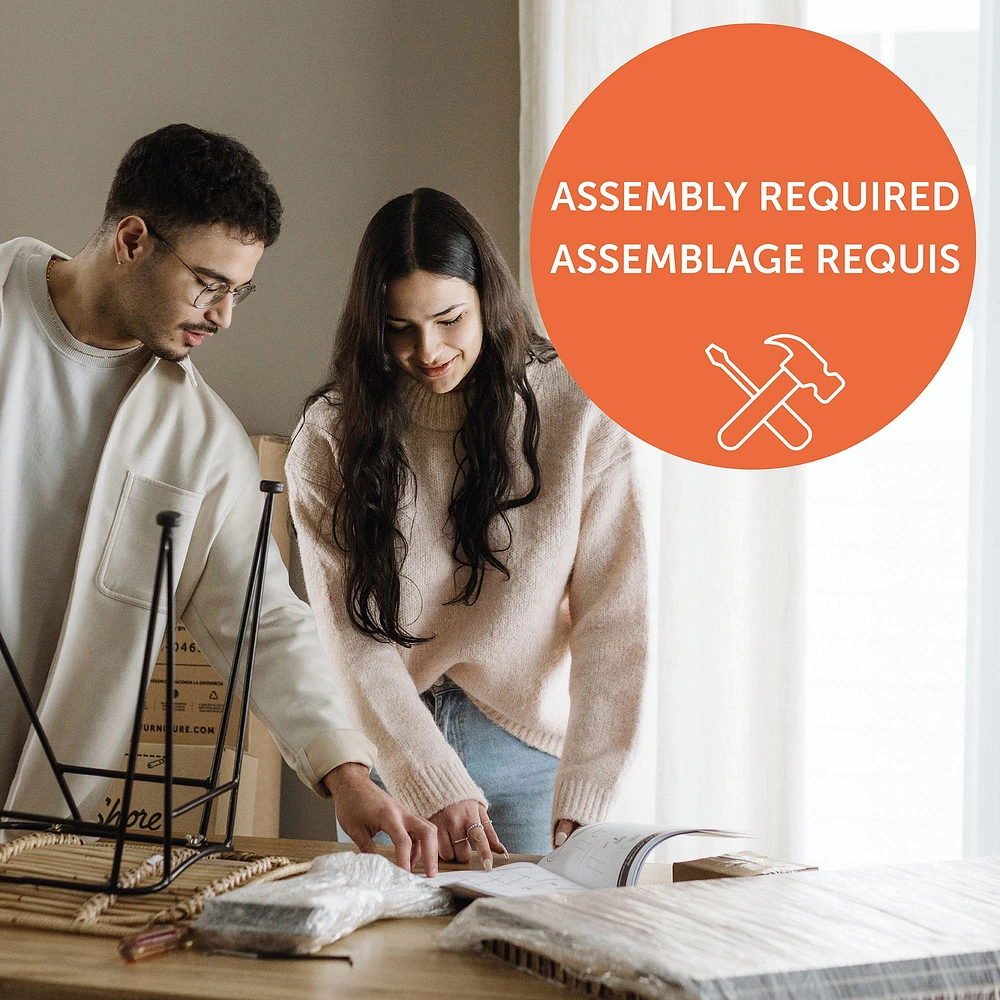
[194,852,454,955]
[439,855,1000,1000]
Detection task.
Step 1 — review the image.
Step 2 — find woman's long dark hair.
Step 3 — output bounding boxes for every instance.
[304,188,554,646]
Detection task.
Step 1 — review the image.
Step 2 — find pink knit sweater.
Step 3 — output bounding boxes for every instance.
[286,358,648,826]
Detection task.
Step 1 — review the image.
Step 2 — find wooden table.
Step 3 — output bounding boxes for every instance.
[0,835,673,1000]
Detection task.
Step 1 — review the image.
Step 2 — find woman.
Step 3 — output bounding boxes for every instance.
[287,188,647,863]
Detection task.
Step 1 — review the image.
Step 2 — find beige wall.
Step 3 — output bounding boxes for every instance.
[0,0,519,839]
[0,0,520,434]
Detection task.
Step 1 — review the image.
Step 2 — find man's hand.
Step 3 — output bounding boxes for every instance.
[553,818,581,848]
[322,763,440,876]
[429,799,507,870]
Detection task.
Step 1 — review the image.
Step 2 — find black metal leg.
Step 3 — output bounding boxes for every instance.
[224,482,282,845]
[0,631,81,822]
[201,481,282,845]
[110,512,178,888]
[162,515,177,882]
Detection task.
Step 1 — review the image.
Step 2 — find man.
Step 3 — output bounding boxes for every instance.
[0,123,438,873]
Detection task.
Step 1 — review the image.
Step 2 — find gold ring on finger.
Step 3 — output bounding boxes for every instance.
[450,837,470,845]
[466,822,485,835]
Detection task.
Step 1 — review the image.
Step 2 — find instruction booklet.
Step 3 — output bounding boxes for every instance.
[430,823,737,899]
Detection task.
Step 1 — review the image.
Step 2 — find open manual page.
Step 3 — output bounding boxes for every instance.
[428,823,738,899]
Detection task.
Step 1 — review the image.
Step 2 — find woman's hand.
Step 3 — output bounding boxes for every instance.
[553,818,581,848]
[323,763,440,876]
[429,799,508,870]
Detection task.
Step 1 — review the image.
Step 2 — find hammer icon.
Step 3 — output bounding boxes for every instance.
[717,335,845,452]
[706,345,813,450]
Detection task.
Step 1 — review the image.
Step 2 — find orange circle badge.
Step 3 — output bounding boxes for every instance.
[530,25,975,469]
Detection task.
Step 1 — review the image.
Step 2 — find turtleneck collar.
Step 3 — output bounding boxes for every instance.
[398,371,467,431]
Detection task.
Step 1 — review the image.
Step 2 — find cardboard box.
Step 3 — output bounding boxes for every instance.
[97,743,258,840]
[151,623,258,748]
[149,630,281,836]
[672,851,817,882]
[143,657,277,752]
[249,433,291,570]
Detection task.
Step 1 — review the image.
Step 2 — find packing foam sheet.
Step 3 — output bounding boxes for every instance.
[194,852,454,955]
[439,855,1000,1000]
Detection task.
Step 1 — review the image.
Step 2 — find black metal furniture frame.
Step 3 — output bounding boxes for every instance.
[0,480,284,895]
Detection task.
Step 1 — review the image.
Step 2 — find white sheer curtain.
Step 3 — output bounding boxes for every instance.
[966,0,1000,858]
[520,0,806,861]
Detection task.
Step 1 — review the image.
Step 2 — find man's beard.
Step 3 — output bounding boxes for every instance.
[140,316,218,362]
[115,279,215,363]
[102,273,184,362]
[144,331,189,363]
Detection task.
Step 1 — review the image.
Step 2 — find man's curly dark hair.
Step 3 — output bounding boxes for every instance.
[102,123,282,246]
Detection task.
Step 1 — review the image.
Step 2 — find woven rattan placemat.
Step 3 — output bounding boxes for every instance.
[0,832,311,938]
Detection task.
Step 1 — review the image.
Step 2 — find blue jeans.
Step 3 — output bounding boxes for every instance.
[338,678,559,855]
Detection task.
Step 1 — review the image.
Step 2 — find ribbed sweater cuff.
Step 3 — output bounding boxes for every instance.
[552,776,616,827]
[391,759,488,818]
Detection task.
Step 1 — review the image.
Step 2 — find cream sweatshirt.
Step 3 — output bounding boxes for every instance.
[286,357,648,826]
[0,238,376,826]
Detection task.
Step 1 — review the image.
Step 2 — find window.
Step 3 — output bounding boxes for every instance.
[801,0,977,867]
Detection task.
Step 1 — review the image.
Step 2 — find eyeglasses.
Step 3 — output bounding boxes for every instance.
[145,223,256,309]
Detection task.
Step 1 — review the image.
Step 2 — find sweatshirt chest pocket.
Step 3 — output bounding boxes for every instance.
[97,473,206,610]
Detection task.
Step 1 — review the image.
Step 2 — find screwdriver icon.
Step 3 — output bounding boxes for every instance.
[706,343,813,451]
